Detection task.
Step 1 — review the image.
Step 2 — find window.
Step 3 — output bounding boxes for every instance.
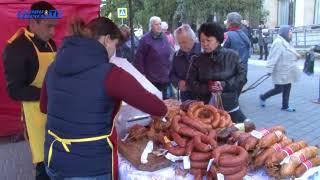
[315,0,320,24]
[278,0,290,25]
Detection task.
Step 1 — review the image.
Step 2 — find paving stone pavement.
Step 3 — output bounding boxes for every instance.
[0,58,319,179]
[241,58,320,147]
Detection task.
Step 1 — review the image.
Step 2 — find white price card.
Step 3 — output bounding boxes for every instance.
[251,130,263,139]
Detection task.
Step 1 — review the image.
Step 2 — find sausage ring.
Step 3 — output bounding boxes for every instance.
[190,152,212,161]
[187,101,204,118]
[212,145,248,167]
[193,107,212,124]
[181,115,210,134]
[218,165,243,175]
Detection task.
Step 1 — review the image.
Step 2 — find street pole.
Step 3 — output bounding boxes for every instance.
[129,0,134,63]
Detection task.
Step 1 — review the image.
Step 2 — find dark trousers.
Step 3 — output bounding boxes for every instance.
[261,84,292,109]
[36,162,50,180]
[259,44,268,60]
[153,82,169,100]
[229,109,247,123]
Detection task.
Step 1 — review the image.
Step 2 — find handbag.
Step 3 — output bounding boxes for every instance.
[208,92,224,110]
[303,51,315,76]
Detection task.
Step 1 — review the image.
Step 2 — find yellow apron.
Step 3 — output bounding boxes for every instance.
[8,28,56,164]
[47,103,121,180]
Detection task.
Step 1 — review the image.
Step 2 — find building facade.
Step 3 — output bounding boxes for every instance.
[264,0,320,27]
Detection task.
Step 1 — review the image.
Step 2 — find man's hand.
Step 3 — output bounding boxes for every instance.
[178,80,187,91]
[208,80,223,93]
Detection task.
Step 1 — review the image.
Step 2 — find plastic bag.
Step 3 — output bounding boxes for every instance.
[303,51,315,76]
[208,92,224,110]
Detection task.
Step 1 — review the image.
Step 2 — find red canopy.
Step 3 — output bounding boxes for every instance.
[0,0,101,136]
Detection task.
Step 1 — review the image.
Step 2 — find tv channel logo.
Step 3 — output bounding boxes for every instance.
[17,9,62,19]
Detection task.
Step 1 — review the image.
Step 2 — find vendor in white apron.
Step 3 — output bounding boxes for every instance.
[40,17,168,179]
[3,1,58,179]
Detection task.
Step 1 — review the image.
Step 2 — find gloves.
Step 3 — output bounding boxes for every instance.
[208,80,223,93]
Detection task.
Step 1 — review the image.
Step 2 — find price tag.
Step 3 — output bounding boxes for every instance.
[274,131,282,139]
[165,153,179,162]
[183,156,191,169]
[140,141,153,164]
[171,141,178,146]
[207,158,215,172]
[280,155,290,165]
[235,123,245,131]
[251,130,263,139]
[121,133,129,141]
[217,173,225,180]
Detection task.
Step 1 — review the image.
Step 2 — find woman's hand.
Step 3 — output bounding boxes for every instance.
[208,80,223,93]
[178,80,187,91]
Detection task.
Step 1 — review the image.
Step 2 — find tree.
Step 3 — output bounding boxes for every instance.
[100,0,267,32]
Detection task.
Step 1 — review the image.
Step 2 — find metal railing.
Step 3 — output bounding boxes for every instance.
[253,25,320,48]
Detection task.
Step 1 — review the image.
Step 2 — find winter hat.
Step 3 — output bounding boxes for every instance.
[278,25,291,42]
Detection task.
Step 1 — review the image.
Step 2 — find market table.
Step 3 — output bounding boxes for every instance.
[118,154,320,180]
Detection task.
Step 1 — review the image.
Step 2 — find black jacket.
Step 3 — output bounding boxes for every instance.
[169,43,201,86]
[2,31,56,101]
[187,46,247,111]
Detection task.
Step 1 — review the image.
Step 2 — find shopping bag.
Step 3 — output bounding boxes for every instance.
[303,51,315,76]
[208,92,224,110]
[314,45,320,53]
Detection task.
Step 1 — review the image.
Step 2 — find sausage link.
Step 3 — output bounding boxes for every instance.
[191,160,209,169]
[185,139,194,156]
[167,146,186,156]
[190,168,203,180]
[190,152,212,161]
[171,115,182,132]
[181,116,211,134]
[295,157,320,177]
[194,135,216,152]
[208,129,217,140]
[178,126,204,138]
[171,131,187,147]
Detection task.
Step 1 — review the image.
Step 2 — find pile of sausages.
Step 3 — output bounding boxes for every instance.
[160,109,250,180]
[209,145,249,180]
[165,111,217,157]
[189,145,249,180]
[263,140,320,178]
[224,125,320,178]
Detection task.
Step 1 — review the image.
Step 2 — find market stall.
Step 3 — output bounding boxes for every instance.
[0,0,100,136]
[115,99,320,180]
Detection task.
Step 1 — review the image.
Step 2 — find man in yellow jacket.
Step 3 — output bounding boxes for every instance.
[2,1,58,179]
